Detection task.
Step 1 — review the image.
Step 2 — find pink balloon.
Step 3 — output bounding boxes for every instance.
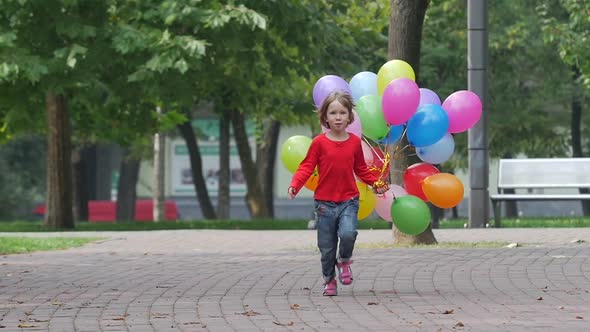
[381,78,420,125]
[361,140,374,166]
[374,185,407,221]
[321,110,362,138]
[441,90,482,133]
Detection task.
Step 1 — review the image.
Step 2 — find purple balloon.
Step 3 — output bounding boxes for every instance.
[381,78,420,125]
[419,88,441,106]
[313,75,352,107]
[442,90,483,133]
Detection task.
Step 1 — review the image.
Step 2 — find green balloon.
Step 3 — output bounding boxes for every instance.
[280,135,312,173]
[390,195,431,235]
[356,95,389,141]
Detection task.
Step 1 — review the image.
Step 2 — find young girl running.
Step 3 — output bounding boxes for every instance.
[288,91,389,296]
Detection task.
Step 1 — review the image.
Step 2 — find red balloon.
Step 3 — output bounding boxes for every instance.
[403,163,439,201]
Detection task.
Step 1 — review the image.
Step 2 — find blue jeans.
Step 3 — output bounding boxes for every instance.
[315,197,359,282]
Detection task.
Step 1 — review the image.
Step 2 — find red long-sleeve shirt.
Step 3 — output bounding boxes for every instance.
[290,134,377,202]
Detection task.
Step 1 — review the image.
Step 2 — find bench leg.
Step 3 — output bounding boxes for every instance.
[491,200,501,228]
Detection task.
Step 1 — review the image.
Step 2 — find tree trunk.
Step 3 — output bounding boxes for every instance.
[388,0,429,82]
[44,92,74,229]
[71,147,84,222]
[217,111,231,219]
[570,66,590,215]
[177,120,217,219]
[229,109,269,218]
[153,107,165,222]
[116,149,140,222]
[389,0,436,245]
[71,144,98,221]
[256,119,281,218]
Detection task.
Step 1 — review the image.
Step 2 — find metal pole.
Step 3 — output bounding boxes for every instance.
[467,0,489,228]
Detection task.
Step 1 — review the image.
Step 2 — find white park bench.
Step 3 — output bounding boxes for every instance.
[490,158,590,227]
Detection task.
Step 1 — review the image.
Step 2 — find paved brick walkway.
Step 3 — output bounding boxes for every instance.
[1,229,589,331]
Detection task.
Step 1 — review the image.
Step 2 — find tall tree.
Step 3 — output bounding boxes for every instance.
[388,0,437,244]
[538,0,590,215]
[0,0,118,228]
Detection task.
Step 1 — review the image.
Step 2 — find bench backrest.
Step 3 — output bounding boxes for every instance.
[497,158,590,189]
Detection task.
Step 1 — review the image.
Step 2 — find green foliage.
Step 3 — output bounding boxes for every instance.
[420,0,573,170]
[538,0,590,88]
[0,135,46,220]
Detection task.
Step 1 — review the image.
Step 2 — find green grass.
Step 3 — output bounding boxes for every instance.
[438,217,590,228]
[0,217,589,232]
[0,237,103,254]
[0,219,393,232]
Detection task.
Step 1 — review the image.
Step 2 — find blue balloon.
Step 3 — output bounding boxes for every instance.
[349,71,378,102]
[379,124,404,144]
[406,104,449,147]
[416,133,455,164]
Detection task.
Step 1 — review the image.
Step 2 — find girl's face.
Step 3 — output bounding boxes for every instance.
[325,100,351,132]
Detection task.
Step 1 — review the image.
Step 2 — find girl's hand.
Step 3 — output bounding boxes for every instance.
[288,187,297,199]
[373,183,389,195]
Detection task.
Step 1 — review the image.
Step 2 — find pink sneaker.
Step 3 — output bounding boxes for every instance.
[337,260,353,285]
[323,278,337,296]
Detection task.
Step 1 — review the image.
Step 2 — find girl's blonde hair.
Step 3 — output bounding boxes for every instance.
[317,91,355,128]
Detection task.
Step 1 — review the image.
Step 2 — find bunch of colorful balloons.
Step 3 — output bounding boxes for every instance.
[281,59,482,235]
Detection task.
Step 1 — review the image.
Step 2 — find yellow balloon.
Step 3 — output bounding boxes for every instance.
[377,59,416,95]
[357,182,376,220]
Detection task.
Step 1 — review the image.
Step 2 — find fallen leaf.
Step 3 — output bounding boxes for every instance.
[239,310,260,316]
[443,309,455,314]
[290,304,301,310]
[454,321,464,328]
[17,323,37,328]
[367,302,379,305]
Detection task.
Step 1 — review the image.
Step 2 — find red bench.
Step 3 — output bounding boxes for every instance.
[34,200,179,223]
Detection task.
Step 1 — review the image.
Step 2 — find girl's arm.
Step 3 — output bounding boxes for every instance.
[288,139,320,197]
[353,143,389,194]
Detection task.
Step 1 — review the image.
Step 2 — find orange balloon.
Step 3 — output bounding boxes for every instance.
[422,173,464,208]
[303,168,320,191]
